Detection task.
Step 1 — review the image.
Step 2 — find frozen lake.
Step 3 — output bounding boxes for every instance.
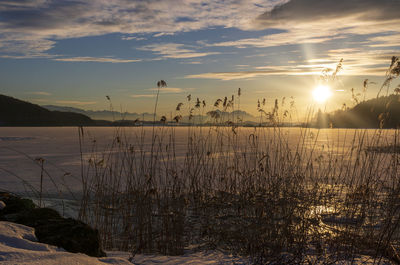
[0,126,398,195]
[1,126,399,260]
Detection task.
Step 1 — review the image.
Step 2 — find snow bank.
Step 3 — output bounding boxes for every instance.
[0,221,386,264]
[0,221,249,265]
[126,251,251,265]
[0,221,131,265]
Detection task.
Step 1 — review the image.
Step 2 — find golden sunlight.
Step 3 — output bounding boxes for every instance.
[312,85,332,103]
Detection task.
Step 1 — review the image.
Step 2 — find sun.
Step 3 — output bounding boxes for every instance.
[312,85,332,103]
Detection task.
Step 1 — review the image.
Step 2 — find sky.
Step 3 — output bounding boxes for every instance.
[0,0,399,119]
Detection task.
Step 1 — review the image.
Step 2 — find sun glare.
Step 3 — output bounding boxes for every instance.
[312,85,332,103]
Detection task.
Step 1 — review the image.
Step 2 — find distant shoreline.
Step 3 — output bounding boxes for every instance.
[0,125,398,130]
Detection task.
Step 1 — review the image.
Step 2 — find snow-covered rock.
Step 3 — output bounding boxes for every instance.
[0,220,250,265]
[0,221,131,265]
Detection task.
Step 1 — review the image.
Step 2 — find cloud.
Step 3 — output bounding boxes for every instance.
[180,61,202,65]
[53,56,141,63]
[323,48,398,75]
[368,34,400,48]
[139,43,218,59]
[121,35,146,41]
[153,32,175,37]
[130,94,155,98]
[148,87,187,93]
[1,0,398,69]
[55,100,97,105]
[0,0,272,57]
[0,0,49,11]
[210,0,400,50]
[0,33,56,57]
[31,98,49,103]
[212,29,339,48]
[185,50,398,80]
[29,91,51,96]
[256,0,400,25]
[131,87,191,98]
[185,69,318,80]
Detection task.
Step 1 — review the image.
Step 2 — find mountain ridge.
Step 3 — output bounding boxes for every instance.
[0,95,96,126]
[42,105,258,123]
[42,105,154,121]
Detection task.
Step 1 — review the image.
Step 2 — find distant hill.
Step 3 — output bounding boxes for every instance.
[314,95,400,129]
[0,95,96,126]
[43,105,154,121]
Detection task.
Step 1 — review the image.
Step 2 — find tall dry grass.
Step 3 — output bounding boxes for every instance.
[74,69,400,264]
[77,122,400,262]
[8,58,397,264]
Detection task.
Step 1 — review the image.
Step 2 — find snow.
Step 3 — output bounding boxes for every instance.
[0,221,250,265]
[0,219,391,264]
[0,221,132,265]
[115,251,249,265]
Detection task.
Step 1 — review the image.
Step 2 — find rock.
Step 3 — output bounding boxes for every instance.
[13,207,62,227]
[0,201,5,210]
[35,218,106,257]
[0,192,105,257]
[0,192,35,215]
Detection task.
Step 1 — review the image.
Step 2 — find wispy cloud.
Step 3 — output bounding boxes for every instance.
[148,87,187,93]
[253,0,400,47]
[53,57,141,63]
[0,0,271,57]
[180,61,202,65]
[0,0,399,75]
[367,34,400,48]
[130,94,156,98]
[28,91,51,96]
[121,36,146,41]
[139,43,218,59]
[212,29,339,48]
[0,0,49,11]
[185,50,397,80]
[31,98,49,103]
[55,100,97,105]
[153,32,175,37]
[131,87,191,98]
[0,34,56,58]
[256,0,400,26]
[185,69,319,81]
[208,0,400,51]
